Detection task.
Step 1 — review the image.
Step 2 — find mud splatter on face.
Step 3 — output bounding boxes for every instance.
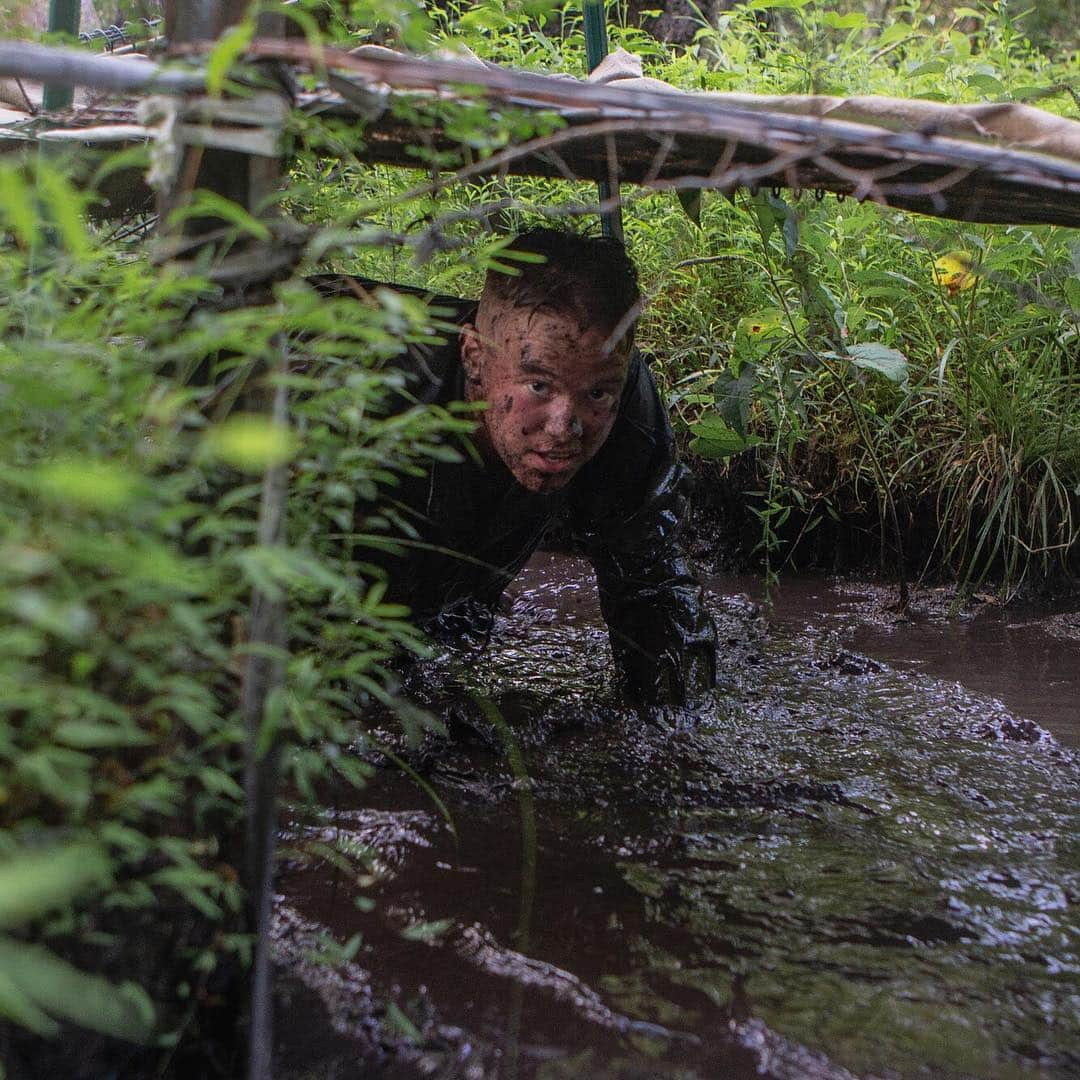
[464,302,631,493]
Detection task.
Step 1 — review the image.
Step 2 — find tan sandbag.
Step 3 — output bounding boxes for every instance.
[587,48,1080,164]
[588,48,681,96]
[705,94,1080,164]
[0,104,32,125]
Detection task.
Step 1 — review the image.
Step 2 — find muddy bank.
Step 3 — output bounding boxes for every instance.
[682,457,1080,591]
[274,554,1080,1079]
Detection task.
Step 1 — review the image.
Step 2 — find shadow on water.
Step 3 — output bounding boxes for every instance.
[275,555,1080,1080]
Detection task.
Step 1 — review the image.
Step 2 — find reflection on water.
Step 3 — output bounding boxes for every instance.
[732,574,1080,749]
[278,556,1080,1079]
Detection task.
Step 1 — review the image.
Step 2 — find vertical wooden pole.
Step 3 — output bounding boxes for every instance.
[239,346,288,1080]
[160,3,289,1077]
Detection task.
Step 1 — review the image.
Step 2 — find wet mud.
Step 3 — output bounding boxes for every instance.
[275,555,1080,1080]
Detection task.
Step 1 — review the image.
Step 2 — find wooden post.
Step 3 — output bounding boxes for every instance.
[238,345,289,1080]
[160,0,287,244]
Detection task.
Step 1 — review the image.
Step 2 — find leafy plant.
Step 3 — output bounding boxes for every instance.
[0,147,469,1067]
[291,0,1078,591]
[0,845,155,1041]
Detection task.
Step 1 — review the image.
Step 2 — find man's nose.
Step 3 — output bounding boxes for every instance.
[544,397,584,439]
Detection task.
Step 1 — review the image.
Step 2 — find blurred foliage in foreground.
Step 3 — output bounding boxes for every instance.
[0,151,475,1067]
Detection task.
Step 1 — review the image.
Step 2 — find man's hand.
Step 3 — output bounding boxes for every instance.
[638,687,720,733]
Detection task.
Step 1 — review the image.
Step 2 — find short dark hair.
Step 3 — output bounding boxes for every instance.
[481,228,640,343]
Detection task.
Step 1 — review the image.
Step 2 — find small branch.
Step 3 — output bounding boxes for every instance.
[240,339,289,1080]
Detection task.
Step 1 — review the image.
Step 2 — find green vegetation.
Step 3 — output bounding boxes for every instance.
[304,0,1079,594]
[0,0,1078,1072]
[0,155,468,1066]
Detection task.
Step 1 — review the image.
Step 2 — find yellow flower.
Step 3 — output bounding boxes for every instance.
[933,252,976,296]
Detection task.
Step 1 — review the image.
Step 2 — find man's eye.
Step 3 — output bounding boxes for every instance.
[589,387,614,402]
[529,381,550,395]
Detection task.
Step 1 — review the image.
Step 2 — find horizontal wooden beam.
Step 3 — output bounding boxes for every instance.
[3,39,1079,227]
[0,41,204,96]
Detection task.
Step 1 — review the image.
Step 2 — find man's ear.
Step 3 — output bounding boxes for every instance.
[460,323,483,384]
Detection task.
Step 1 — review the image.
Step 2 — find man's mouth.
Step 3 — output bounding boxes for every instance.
[526,448,581,474]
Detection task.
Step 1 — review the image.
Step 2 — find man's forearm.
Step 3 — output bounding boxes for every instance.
[596,548,718,708]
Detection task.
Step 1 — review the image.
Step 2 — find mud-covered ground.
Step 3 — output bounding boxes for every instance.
[273,556,1080,1080]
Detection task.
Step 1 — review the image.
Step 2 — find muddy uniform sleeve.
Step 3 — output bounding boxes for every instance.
[568,355,718,709]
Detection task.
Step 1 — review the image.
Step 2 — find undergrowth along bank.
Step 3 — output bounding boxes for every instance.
[295,0,1080,594]
[0,151,473,1071]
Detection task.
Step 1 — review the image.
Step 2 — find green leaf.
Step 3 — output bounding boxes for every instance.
[712,364,759,437]
[15,749,94,809]
[822,11,867,29]
[1010,85,1062,102]
[0,845,111,930]
[0,936,155,1042]
[0,167,38,249]
[7,591,94,642]
[113,776,182,818]
[384,1001,423,1043]
[196,766,244,800]
[149,867,224,919]
[33,459,144,512]
[948,29,971,58]
[205,20,254,97]
[876,22,913,46]
[966,74,1003,95]
[168,191,271,241]
[400,917,454,943]
[203,414,299,473]
[53,721,152,750]
[36,167,92,258]
[1064,276,1080,313]
[845,343,909,384]
[688,416,764,460]
[750,191,794,249]
[0,967,59,1037]
[457,5,515,31]
[906,59,947,77]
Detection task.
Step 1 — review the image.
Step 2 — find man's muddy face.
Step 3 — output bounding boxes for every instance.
[461,304,631,494]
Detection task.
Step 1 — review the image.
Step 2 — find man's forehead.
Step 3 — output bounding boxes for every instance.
[484,297,627,335]
[484,303,630,361]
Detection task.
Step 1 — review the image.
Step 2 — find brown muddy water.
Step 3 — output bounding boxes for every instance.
[274,554,1080,1080]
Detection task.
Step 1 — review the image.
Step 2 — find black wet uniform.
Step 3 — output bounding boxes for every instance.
[366,294,718,710]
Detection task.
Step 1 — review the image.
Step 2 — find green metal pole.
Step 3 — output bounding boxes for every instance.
[42,0,80,111]
[582,0,622,240]
[583,0,608,69]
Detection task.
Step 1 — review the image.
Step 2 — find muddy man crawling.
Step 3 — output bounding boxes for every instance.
[367,228,717,718]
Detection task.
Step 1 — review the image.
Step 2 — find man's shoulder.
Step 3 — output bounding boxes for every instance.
[306,273,476,406]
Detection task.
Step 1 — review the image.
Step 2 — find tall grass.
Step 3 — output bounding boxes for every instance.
[290,0,1079,592]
